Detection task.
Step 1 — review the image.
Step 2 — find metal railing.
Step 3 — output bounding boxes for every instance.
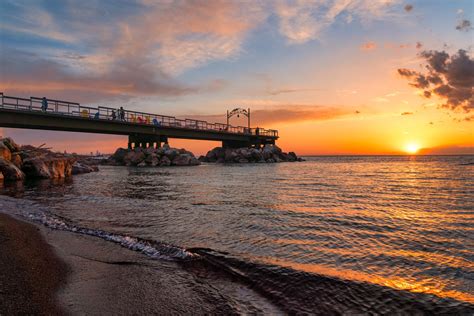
[0,93,278,138]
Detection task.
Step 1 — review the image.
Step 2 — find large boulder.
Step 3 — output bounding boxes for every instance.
[178,148,194,156]
[262,145,274,160]
[49,159,73,178]
[206,147,225,162]
[172,154,192,166]
[164,148,179,161]
[0,158,25,181]
[72,162,96,175]
[250,148,263,161]
[145,147,155,155]
[124,151,145,166]
[145,153,159,166]
[189,157,200,166]
[112,148,128,163]
[2,138,20,152]
[225,148,239,162]
[0,142,11,161]
[22,157,51,178]
[239,148,252,160]
[159,156,171,166]
[11,152,22,168]
[22,157,73,178]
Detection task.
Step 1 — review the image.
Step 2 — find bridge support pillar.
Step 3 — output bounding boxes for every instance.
[128,135,168,149]
[222,140,251,149]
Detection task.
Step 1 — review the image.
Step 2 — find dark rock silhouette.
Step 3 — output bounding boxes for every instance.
[108,144,201,167]
[0,138,98,184]
[200,144,303,163]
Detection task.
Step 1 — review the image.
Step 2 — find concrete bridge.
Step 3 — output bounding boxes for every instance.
[0,93,278,149]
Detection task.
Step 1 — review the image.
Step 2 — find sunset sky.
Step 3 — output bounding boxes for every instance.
[1,0,473,155]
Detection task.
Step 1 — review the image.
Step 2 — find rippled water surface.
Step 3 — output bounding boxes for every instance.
[2,155,474,310]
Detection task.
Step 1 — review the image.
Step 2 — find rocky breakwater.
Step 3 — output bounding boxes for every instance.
[200,144,304,163]
[108,144,200,167]
[0,138,98,185]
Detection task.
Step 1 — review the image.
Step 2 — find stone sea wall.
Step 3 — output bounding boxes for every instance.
[0,138,303,184]
[199,144,304,163]
[108,144,200,167]
[0,138,98,184]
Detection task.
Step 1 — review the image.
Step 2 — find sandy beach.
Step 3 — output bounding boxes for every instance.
[0,209,282,315]
[0,213,68,315]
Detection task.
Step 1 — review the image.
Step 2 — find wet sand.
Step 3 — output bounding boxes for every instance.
[0,213,68,315]
[0,211,282,315]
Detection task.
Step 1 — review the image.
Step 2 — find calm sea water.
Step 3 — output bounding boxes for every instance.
[2,155,474,313]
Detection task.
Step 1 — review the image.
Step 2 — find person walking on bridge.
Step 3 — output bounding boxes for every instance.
[41,97,48,112]
[119,107,125,121]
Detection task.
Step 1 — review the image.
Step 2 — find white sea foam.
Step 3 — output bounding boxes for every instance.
[0,195,196,261]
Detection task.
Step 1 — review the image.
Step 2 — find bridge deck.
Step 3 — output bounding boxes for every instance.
[0,93,278,147]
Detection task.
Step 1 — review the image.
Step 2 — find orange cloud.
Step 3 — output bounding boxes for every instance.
[360,41,377,51]
[1,1,264,102]
[186,105,353,126]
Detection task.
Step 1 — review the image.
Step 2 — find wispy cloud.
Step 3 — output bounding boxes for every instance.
[0,48,195,102]
[274,0,402,44]
[1,0,404,102]
[186,104,354,125]
[1,1,261,101]
[360,41,377,51]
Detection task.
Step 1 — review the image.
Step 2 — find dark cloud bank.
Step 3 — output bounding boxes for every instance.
[404,4,413,12]
[456,19,472,32]
[398,49,474,114]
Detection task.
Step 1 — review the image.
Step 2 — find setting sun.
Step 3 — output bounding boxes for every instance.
[404,143,420,154]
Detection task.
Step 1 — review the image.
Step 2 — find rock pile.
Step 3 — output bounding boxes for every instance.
[0,138,98,184]
[199,144,304,163]
[108,144,200,167]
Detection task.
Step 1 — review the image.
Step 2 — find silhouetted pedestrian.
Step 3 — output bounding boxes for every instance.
[41,97,48,112]
[111,110,117,120]
[119,107,125,121]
